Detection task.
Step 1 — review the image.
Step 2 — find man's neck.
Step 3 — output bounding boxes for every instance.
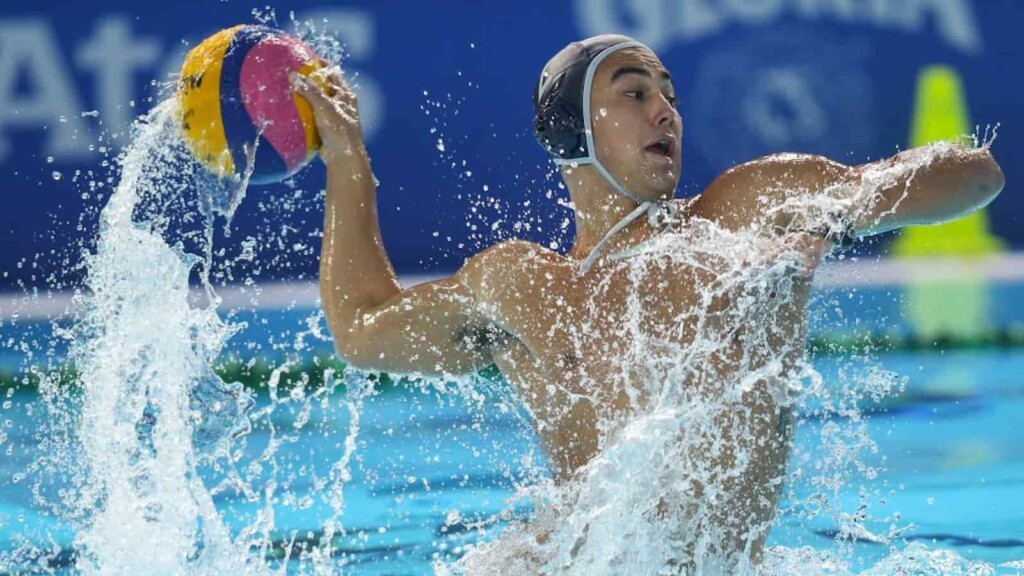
[564,168,668,262]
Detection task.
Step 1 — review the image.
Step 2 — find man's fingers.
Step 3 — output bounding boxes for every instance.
[290,71,316,95]
[290,72,329,108]
[309,66,352,105]
[324,66,345,89]
[290,71,360,126]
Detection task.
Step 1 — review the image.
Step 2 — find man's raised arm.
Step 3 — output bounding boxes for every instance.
[693,141,1005,239]
[294,68,493,376]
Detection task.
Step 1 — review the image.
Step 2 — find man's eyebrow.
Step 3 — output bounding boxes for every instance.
[611,66,672,83]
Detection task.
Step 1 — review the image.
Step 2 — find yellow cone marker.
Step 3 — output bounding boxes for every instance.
[894,66,1001,342]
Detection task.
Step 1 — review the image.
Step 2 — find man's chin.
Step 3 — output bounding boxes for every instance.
[641,174,680,201]
[634,188,677,204]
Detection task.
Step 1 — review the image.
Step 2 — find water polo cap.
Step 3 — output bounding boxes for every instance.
[533,35,677,272]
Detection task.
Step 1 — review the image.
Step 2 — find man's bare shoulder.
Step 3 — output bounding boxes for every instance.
[721,152,844,178]
[687,153,849,229]
[481,239,563,263]
[452,240,573,344]
[457,240,570,292]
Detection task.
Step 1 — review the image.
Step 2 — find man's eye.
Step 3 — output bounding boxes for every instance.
[625,90,645,100]
[666,95,679,107]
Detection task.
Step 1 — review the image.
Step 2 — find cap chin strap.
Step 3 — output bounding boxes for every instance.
[578,199,675,273]
[552,40,674,273]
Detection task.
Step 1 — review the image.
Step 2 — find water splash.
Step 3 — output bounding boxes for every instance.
[444,144,1012,575]
[65,99,252,574]
[4,47,1012,576]
[3,92,315,574]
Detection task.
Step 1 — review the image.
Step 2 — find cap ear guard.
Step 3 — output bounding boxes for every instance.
[533,78,589,160]
[532,36,648,164]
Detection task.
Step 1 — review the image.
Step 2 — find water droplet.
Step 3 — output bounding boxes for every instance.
[45,156,54,164]
[599,108,608,117]
[436,138,445,152]
[482,184,489,192]
[51,171,62,181]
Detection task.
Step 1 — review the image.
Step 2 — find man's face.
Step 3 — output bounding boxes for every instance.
[589,48,682,201]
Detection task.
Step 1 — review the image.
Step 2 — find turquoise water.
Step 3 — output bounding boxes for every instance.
[1,302,1022,573]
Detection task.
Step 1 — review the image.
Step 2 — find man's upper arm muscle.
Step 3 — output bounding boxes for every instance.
[690,153,849,234]
[330,247,514,377]
[691,144,1004,239]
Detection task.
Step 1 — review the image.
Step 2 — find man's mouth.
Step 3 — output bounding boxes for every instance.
[644,135,676,159]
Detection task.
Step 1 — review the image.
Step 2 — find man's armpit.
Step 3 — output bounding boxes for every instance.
[457,324,514,353]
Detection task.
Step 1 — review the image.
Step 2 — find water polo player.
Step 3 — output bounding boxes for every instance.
[297,34,1004,571]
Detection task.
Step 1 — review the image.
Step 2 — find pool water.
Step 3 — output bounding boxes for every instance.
[1,326,1022,574]
[778,348,1024,570]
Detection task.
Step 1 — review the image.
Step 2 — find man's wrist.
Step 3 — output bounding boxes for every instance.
[324,142,371,175]
[325,152,376,198]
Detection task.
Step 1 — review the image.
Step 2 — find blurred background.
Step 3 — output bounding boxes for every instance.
[1,3,1023,572]
[1,0,1022,294]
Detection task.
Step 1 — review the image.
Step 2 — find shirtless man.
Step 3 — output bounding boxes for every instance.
[293,35,1004,570]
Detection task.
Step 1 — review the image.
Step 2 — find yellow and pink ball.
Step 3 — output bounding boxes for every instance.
[178,25,325,184]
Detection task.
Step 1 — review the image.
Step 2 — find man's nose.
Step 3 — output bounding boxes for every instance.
[652,97,676,128]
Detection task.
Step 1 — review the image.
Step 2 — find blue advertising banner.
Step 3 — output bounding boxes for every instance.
[1,0,1021,290]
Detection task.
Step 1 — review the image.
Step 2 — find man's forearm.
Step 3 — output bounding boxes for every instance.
[850,143,1004,235]
[319,151,402,334]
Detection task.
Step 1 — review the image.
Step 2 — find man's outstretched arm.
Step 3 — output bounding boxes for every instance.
[295,68,493,376]
[843,143,1004,235]
[694,140,1005,239]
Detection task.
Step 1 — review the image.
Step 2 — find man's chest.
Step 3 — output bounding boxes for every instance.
[484,263,717,380]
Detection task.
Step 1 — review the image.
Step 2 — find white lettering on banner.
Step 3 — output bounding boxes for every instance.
[0,19,92,162]
[298,8,384,142]
[875,0,980,53]
[76,16,161,142]
[574,0,671,49]
[723,0,785,21]
[576,0,981,54]
[0,7,384,166]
